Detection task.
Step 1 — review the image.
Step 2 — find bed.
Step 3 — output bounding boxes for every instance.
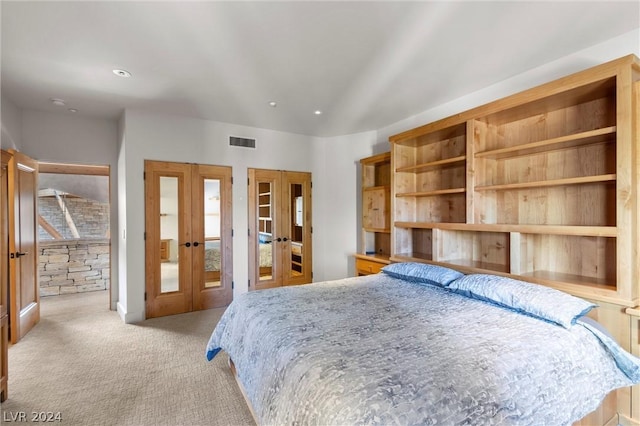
[206,263,640,425]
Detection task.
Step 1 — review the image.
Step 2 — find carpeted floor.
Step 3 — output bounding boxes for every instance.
[1,291,254,425]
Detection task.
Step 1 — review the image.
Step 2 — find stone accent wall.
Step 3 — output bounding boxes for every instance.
[39,197,110,240]
[39,239,110,297]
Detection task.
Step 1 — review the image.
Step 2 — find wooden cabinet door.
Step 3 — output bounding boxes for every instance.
[362,187,389,230]
[8,150,39,343]
[144,160,232,318]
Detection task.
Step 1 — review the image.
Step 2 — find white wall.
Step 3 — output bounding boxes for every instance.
[311,131,381,282]
[117,113,128,316]
[1,95,22,151]
[21,110,117,164]
[19,109,120,309]
[117,109,325,322]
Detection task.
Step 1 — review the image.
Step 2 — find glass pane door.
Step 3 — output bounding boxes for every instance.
[203,178,221,288]
[281,171,312,286]
[258,181,274,282]
[160,176,180,293]
[248,168,311,290]
[249,169,280,290]
[191,164,233,311]
[145,160,193,318]
[146,161,232,318]
[289,183,304,279]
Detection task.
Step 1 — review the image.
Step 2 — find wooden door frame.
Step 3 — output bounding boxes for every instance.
[37,161,111,310]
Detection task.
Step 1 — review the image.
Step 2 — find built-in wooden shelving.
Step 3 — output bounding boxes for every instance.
[356,152,392,275]
[389,54,640,307]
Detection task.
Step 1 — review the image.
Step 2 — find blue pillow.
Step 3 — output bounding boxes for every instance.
[447,274,596,328]
[381,262,464,287]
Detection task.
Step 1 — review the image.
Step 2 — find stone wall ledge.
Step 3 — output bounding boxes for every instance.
[39,239,110,297]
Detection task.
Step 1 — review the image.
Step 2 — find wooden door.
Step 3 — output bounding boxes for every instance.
[8,150,39,343]
[1,150,11,400]
[249,169,312,290]
[249,169,280,290]
[191,164,233,310]
[145,160,233,318]
[281,171,312,286]
[145,161,193,318]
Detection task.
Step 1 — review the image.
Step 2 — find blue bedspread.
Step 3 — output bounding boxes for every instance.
[206,274,640,425]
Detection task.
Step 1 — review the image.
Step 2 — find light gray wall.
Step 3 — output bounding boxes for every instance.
[117,109,324,322]
[1,95,22,151]
[19,109,120,310]
[311,131,381,282]
[117,110,381,321]
[21,110,118,164]
[117,113,128,313]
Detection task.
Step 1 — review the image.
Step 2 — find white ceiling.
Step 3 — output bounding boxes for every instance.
[2,1,639,138]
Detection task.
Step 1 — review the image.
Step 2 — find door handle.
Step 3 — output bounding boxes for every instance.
[282,237,289,242]
[180,242,191,247]
[16,252,28,258]
[192,242,200,247]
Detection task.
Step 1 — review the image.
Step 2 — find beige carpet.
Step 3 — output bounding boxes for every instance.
[1,291,255,426]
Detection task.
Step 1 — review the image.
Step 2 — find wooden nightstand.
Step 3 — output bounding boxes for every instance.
[355,254,390,276]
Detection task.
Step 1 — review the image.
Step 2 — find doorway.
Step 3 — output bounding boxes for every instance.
[37,162,111,302]
[144,160,233,318]
[248,169,312,290]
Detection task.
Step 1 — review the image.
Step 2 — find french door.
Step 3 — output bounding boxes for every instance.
[145,160,232,318]
[248,169,312,290]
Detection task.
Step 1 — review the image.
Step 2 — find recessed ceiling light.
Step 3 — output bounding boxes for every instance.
[268,101,277,107]
[50,98,66,106]
[68,108,78,113]
[113,69,131,78]
[314,110,323,115]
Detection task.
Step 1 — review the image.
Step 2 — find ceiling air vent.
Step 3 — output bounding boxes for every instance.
[229,136,256,148]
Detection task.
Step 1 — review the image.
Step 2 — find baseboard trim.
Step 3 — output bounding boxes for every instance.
[116,301,144,323]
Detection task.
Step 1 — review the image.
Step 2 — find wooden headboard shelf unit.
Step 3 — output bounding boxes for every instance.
[390,54,639,307]
[390,54,640,424]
